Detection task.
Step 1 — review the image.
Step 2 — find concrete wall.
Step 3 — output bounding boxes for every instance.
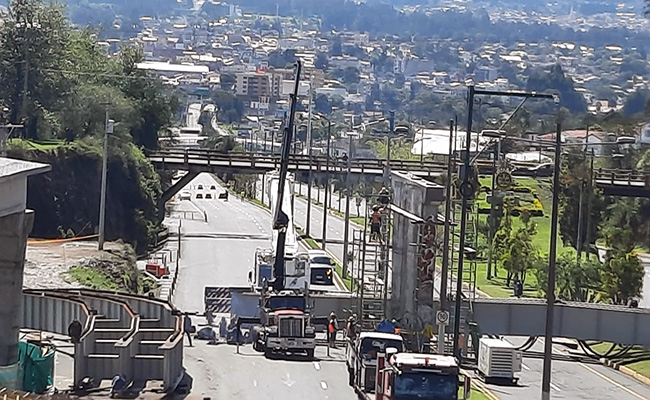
[0,210,34,366]
[390,172,444,328]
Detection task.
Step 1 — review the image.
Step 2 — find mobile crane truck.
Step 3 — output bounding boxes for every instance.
[248,60,318,359]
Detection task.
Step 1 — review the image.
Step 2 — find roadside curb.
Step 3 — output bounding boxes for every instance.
[600,358,650,387]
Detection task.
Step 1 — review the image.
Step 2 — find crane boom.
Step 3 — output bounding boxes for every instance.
[271,60,302,292]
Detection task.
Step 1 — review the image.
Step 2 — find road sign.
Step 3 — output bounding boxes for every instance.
[436,310,450,326]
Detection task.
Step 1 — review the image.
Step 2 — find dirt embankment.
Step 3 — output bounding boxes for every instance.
[23,240,154,293]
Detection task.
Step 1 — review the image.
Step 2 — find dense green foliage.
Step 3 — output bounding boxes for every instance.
[0,0,177,148]
[8,138,162,253]
[0,0,176,252]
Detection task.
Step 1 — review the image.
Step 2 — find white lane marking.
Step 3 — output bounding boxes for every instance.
[579,363,649,400]
[253,380,258,387]
[320,381,328,390]
[550,382,561,392]
[313,361,321,371]
[282,373,296,387]
[522,363,531,371]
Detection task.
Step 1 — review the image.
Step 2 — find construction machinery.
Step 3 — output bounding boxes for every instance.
[364,349,471,400]
[347,330,404,392]
[247,60,318,359]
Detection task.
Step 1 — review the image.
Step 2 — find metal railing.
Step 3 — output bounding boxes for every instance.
[594,168,650,186]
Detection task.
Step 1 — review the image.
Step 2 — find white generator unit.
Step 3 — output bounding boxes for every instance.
[477,338,522,384]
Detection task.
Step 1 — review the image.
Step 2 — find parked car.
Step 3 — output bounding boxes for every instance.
[210,185,217,190]
[513,163,554,178]
[196,193,203,199]
[197,184,204,190]
[179,191,191,200]
[206,193,213,199]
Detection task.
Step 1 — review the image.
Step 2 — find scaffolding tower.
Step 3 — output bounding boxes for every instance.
[350,192,392,331]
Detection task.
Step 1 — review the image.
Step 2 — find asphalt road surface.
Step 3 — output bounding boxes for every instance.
[490,337,650,400]
[170,173,650,400]
[170,173,357,399]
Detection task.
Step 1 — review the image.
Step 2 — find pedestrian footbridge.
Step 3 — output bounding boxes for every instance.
[22,288,184,392]
[229,290,650,347]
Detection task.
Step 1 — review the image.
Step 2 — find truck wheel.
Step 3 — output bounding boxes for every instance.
[306,349,315,360]
[264,346,273,359]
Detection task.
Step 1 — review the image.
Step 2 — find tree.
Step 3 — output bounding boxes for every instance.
[559,148,605,252]
[211,90,244,123]
[0,0,70,138]
[491,206,513,277]
[116,45,177,150]
[500,210,538,286]
[535,254,602,302]
[314,94,332,114]
[220,73,236,91]
[599,226,644,305]
[315,52,329,70]
[622,89,649,116]
[331,35,342,56]
[526,64,586,113]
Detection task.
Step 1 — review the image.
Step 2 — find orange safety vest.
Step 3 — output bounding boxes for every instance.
[328,322,335,333]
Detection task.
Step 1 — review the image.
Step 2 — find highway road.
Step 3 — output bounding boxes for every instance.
[170,172,357,399]
[289,183,650,400]
[168,173,650,400]
[493,337,650,400]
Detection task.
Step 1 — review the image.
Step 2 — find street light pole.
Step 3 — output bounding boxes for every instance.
[541,123,562,400]
[438,119,455,354]
[98,107,113,251]
[453,85,475,358]
[322,117,332,250]
[342,134,353,278]
[306,79,314,237]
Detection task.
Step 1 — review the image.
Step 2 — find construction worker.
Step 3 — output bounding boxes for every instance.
[346,314,357,340]
[370,206,383,242]
[328,312,339,348]
[183,314,194,347]
[378,187,390,206]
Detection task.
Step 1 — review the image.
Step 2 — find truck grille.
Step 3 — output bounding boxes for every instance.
[279,317,304,337]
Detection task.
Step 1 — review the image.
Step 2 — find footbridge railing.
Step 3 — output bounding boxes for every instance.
[21,289,184,393]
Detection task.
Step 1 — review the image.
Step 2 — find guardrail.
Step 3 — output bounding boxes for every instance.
[594,168,650,186]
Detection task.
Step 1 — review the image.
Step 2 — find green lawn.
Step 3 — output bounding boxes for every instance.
[298,227,353,290]
[9,138,64,150]
[471,261,541,298]
[459,176,573,298]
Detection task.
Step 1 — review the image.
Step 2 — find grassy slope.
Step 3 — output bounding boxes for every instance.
[468,176,575,298]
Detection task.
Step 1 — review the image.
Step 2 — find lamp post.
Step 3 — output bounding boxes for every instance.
[98,108,114,251]
[315,114,332,250]
[452,86,558,368]
[481,129,505,281]
[342,132,356,278]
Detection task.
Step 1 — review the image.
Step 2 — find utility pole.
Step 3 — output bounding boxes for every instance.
[576,126,588,261]
[342,134,353,278]
[541,123,562,400]
[98,105,114,251]
[438,119,455,355]
[322,116,332,250]
[453,86,474,358]
[306,77,314,237]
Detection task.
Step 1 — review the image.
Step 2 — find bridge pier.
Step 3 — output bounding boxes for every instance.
[390,172,444,326]
[0,158,49,389]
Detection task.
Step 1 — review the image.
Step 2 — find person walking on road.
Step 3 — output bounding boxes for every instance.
[183,314,194,347]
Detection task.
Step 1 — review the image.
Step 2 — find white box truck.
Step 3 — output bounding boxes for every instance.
[478,337,522,384]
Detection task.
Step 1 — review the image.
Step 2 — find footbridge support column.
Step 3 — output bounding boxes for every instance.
[0,158,50,389]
